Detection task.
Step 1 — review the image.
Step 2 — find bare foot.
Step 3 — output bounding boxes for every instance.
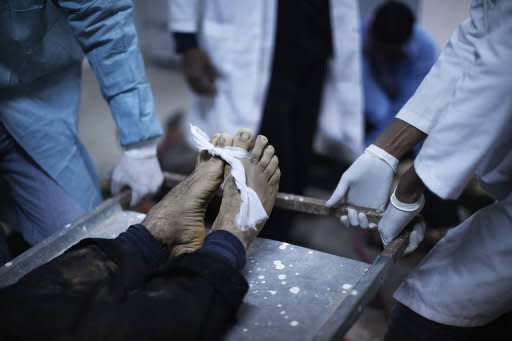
[211,130,280,249]
[143,133,233,257]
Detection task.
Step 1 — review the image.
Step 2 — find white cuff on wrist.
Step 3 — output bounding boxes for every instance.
[390,189,425,212]
[366,144,399,172]
[124,139,159,159]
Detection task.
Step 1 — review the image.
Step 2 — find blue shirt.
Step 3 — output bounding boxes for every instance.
[0,0,162,210]
[362,21,438,146]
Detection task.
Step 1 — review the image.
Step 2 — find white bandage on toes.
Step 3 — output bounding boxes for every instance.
[190,124,268,231]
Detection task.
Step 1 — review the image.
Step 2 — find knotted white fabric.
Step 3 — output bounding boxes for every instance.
[190,124,268,231]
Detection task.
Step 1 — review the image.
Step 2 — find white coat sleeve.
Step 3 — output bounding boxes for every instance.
[413,0,512,200]
[396,0,486,134]
[168,0,200,32]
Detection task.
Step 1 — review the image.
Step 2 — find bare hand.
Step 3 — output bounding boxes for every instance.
[182,48,217,96]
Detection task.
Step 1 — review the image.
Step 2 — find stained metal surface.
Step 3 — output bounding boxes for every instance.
[224,239,369,340]
[313,232,409,341]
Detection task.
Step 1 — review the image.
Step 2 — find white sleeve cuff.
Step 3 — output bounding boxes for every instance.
[414,155,464,200]
[124,138,159,158]
[396,108,435,135]
[169,20,198,33]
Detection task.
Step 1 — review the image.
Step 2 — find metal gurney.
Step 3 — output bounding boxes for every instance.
[0,172,410,341]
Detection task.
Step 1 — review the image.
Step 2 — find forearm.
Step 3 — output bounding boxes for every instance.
[56,0,162,145]
[395,165,426,203]
[373,118,426,160]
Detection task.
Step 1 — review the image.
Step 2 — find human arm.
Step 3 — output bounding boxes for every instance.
[54,0,164,205]
[327,0,489,226]
[412,18,512,200]
[169,0,216,95]
[373,119,426,159]
[395,1,487,134]
[0,225,248,340]
[55,0,162,146]
[169,0,201,54]
[377,1,512,251]
[326,118,426,226]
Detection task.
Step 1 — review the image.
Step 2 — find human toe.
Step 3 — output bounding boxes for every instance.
[233,128,255,150]
[202,132,232,170]
[250,135,269,162]
[213,132,233,148]
[259,145,275,168]
[264,155,279,180]
[269,168,281,186]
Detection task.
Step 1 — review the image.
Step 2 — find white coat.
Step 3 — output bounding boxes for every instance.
[169,0,363,162]
[394,0,512,327]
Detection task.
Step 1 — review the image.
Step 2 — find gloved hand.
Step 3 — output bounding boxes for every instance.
[326,144,399,228]
[182,48,217,96]
[111,139,164,207]
[378,189,425,254]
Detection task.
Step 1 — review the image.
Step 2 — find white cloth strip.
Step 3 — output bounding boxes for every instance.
[190,124,268,231]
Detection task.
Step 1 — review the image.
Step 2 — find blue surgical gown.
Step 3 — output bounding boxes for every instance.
[0,0,163,210]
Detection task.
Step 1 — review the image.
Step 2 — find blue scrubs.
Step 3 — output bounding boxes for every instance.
[362,21,439,146]
[0,0,162,250]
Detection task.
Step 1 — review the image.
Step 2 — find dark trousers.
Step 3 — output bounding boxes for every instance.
[257,0,331,242]
[385,303,512,341]
[0,238,247,340]
[0,224,8,264]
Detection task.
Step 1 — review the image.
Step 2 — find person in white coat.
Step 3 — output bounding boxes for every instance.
[326,0,512,338]
[169,0,363,241]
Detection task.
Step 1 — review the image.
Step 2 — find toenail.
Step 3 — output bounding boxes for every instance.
[240,132,250,141]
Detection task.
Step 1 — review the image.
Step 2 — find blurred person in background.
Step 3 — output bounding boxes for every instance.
[0,0,164,264]
[169,0,363,242]
[362,1,438,146]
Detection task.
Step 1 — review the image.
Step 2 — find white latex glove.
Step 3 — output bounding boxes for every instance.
[378,189,425,254]
[326,144,399,228]
[404,221,426,255]
[111,139,164,207]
